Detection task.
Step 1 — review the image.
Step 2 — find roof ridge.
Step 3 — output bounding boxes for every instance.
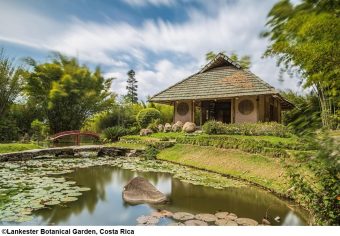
[199,53,242,73]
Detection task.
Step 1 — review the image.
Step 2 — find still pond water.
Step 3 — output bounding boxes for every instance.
[12,165,309,226]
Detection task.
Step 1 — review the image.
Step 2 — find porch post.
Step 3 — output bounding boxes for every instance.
[192,100,195,123]
[232,98,236,123]
[199,101,202,127]
[173,101,176,124]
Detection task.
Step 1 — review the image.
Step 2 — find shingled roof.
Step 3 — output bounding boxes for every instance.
[150,53,293,109]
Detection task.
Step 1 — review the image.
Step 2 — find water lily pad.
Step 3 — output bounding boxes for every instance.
[44,200,61,206]
[78,187,91,192]
[67,192,82,197]
[60,197,78,202]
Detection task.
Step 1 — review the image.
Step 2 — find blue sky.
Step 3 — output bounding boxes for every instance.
[0,0,301,101]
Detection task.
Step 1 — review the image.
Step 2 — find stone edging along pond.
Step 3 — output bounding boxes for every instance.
[0,145,144,162]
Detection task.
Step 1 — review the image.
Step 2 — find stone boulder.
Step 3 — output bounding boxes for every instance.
[157,124,164,132]
[139,128,153,136]
[235,218,258,226]
[184,220,208,226]
[163,123,172,132]
[195,213,217,222]
[123,177,167,204]
[175,121,184,128]
[172,212,195,221]
[182,122,196,133]
[172,124,181,132]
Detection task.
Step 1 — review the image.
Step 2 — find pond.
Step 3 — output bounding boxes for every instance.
[0,158,310,226]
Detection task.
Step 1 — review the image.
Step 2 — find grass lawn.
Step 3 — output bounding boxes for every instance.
[157,144,291,194]
[0,143,41,154]
[105,142,146,150]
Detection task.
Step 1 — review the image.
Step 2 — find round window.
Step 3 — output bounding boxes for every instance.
[177,102,189,116]
[238,99,254,115]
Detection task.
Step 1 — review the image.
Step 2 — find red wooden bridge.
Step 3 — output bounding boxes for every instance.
[50,130,100,145]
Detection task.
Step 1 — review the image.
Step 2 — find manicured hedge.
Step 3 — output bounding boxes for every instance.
[202,121,292,137]
[175,135,307,158]
[136,108,161,128]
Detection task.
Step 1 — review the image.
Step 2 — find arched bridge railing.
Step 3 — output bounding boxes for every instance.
[50,130,100,145]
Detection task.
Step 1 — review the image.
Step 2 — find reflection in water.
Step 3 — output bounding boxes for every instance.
[28,166,309,226]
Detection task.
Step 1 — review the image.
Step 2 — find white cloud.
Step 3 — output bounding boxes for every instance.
[0,0,301,99]
[122,0,175,7]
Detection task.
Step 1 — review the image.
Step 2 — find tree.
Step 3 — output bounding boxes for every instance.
[205,51,251,69]
[125,69,138,104]
[281,90,322,134]
[262,0,340,129]
[0,48,23,117]
[24,53,115,133]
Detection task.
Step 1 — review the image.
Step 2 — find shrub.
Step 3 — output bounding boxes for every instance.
[143,141,175,160]
[0,117,19,142]
[202,120,292,137]
[31,119,49,141]
[286,134,340,225]
[146,119,161,132]
[102,126,129,142]
[136,108,161,128]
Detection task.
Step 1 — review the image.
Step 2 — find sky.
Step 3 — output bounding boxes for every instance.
[0,0,302,101]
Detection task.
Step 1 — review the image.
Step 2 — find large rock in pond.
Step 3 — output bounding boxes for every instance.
[123,177,167,204]
[182,122,196,133]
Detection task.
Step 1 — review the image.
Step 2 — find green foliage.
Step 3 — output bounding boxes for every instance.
[24,53,115,133]
[0,143,41,154]
[286,133,340,225]
[143,141,175,160]
[136,108,161,128]
[0,115,19,142]
[263,0,339,128]
[282,91,322,134]
[30,119,49,141]
[102,126,129,142]
[205,51,251,69]
[175,135,295,158]
[149,103,173,123]
[147,119,161,132]
[83,103,143,133]
[125,69,138,104]
[0,48,24,116]
[202,120,292,137]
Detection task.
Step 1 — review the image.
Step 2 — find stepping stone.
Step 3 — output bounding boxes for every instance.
[226,213,238,220]
[195,213,217,222]
[168,222,184,226]
[184,220,208,226]
[173,212,194,221]
[226,221,238,226]
[215,212,229,219]
[151,210,173,218]
[136,215,159,225]
[236,218,259,226]
[215,219,239,226]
